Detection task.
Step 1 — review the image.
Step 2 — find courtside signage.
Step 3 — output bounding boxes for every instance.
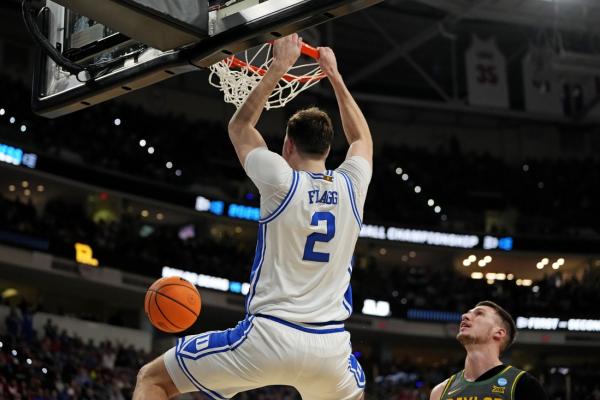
[163,266,393,318]
[163,266,250,295]
[360,224,512,251]
[195,196,513,250]
[516,316,600,332]
[0,143,37,169]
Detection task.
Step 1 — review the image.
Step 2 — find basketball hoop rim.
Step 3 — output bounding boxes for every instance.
[226,41,326,84]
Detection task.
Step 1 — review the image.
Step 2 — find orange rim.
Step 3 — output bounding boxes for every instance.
[226,42,326,84]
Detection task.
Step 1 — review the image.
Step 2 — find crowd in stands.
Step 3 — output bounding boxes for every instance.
[2,189,600,323]
[541,366,600,400]
[4,304,600,399]
[0,304,442,400]
[1,75,600,238]
[1,305,146,399]
[353,256,600,319]
[0,303,306,399]
[3,72,600,398]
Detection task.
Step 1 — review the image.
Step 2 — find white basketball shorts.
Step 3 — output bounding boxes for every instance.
[164,314,366,399]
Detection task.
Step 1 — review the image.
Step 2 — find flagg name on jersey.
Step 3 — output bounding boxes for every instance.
[308,190,338,205]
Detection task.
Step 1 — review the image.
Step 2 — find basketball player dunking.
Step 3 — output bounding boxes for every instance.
[430,301,547,400]
[133,33,372,400]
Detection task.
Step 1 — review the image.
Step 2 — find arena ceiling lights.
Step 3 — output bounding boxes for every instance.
[536,257,565,270]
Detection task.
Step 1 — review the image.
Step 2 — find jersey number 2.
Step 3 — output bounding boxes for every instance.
[303,212,335,262]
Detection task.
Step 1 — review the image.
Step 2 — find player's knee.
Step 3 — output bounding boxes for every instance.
[136,362,153,386]
[135,356,180,397]
[136,359,164,387]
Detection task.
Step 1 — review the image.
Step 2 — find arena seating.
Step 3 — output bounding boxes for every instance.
[1,75,599,238]
[2,74,600,400]
[2,193,599,322]
[3,311,599,399]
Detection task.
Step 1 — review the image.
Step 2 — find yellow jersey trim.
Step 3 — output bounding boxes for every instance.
[440,374,457,398]
[511,370,527,398]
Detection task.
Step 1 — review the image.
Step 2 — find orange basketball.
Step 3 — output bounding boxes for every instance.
[144,276,201,333]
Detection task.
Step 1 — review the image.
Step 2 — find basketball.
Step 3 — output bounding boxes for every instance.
[144,276,201,333]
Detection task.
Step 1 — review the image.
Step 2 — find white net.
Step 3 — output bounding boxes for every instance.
[208,43,324,110]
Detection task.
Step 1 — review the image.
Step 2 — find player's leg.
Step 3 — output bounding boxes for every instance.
[295,334,366,400]
[162,316,285,399]
[299,354,365,400]
[133,354,180,400]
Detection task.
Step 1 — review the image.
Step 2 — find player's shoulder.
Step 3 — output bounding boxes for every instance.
[243,146,294,187]
[244,146,286,167]
[335,155,372,186]
[518,370,541,383]
[510,365,537,382]
[514,369,547,399]
[429,378,450,400]
[336,155,371,171]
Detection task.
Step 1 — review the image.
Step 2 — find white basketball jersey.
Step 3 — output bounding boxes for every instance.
[244,149,370,324]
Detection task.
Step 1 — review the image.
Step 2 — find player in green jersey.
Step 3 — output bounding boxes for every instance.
[430,301,547,400]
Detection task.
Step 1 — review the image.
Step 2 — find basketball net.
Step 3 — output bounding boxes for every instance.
[208,42,325,110]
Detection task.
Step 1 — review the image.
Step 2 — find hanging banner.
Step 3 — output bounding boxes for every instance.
[522,49,563,115]
[465,35,510,109]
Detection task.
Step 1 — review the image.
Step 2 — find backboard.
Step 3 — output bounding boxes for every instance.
[29,0,383,118]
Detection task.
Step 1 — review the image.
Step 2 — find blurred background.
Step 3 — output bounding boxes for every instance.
[1,0,600,399]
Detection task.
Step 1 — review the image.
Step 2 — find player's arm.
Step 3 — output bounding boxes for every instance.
[228,34,302,166]
[429,379,448,400]
[318,47,373,167]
